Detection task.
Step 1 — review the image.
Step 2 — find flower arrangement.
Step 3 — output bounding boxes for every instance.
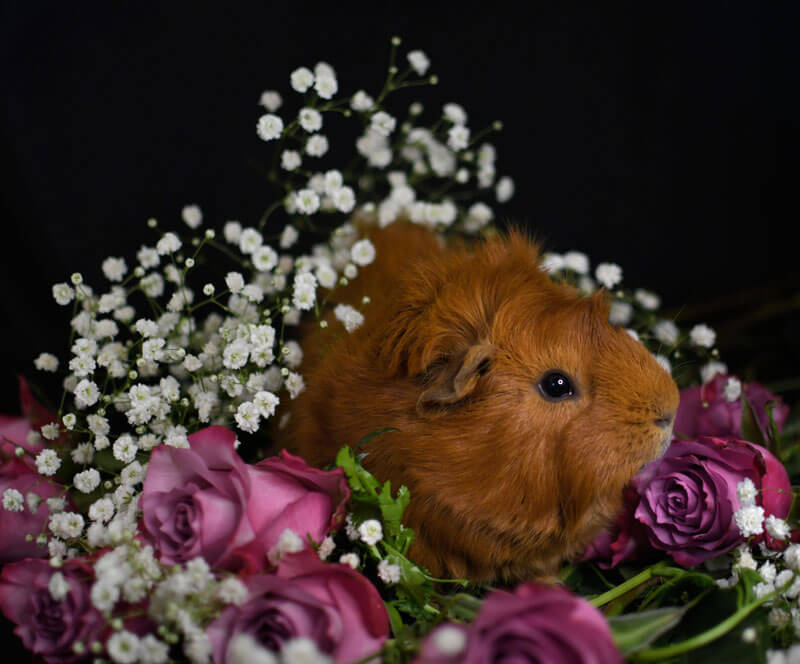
[0,37,797,663]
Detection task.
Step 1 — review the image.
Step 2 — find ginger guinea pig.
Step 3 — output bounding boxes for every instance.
[286,222,679,584]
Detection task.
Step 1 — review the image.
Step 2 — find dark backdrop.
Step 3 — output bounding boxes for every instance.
[0,0,798,654]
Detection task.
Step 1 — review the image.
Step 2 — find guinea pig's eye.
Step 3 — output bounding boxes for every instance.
[537,371,576,402]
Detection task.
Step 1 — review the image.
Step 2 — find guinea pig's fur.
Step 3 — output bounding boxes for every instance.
[286,222,679,584]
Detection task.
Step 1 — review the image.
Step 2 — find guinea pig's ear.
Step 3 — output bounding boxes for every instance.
[416,343,495,415]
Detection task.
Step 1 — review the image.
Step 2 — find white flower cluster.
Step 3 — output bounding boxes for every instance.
[21,39,521,663]
[542,248,722,384]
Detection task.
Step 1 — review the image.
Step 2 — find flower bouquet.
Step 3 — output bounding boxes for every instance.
[1,37,797,663]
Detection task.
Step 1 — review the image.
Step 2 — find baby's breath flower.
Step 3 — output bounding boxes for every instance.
[433,625,467,656]
[74,469,101,494]
[102,257,128,282]
[216,576,249,605]
[267,528,304,565]
[226,635,277,664]
[290,66,314,93]
[234,401,260,434]
[701,361,728,384]
[285,371,305,399]
[294,189,320,215]
[52,282,75,306]
[142,338,165,362]
[609,301,633,326]
[407,49,430,75]
[48,571,71,601]
[74,379,100,408]
[298,107,323,132]
[292,272,317,311]
[305,134,329,157]
[560,251,587,274]
[317,536,335,560]
[3,488,24,512]
[595,262,623,289]
[735,504,765,538]
[71,442,95,465]
[225,272,245,294]
[724,377,742,402]
[34,352,59,372]
[256,113,284,141]
[443,102,467,125]
[358,518,383,545]
[113,435,138,464]
[106,629,140,663]
[496,175,515,202]
[634,288,661,310]
[350,238,376,266]
[377,559,401,584]
[339,552,360,569]
[36,449,61,476]
[350,90,374,111]
[50,511,85,539]
[224,220,242,244]
[371,111,397,137]
[155,232,181,256]
[314,72,337,99]
[120,461,145,486]
[181,204,203,229]
[653,354,672,373]
[690,323,716,348]
[328,186,355,214]
[253,391,280,419]
[334,304,365,332]
[766,515,791,541]
[137,245,160,269]
[447,124,470,151]
[89,498,115,523]
[281,149,302,171]
[258,88,283,111]
[653,319,679,346]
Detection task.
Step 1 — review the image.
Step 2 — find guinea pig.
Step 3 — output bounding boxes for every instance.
[286,222,679,584]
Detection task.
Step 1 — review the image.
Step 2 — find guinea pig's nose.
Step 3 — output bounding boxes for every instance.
[654,413,675,429]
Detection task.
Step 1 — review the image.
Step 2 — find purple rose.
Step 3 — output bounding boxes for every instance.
[140,426,349,572]
[415,583,622,663]
[140,426,255,568]
[0,458,63,563]
[207,550,390,663]
[674,373,789,441]
[633,436,792,566]
[0,557,106,663]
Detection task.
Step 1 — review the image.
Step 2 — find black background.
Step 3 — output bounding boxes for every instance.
[0,1,798,656]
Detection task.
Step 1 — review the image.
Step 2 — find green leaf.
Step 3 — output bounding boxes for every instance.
[335,445,381,497]
[386,601,405,637]
[787,487,800,528]
[378,481,411,539]
[354,426,399,452]
[740,394,769,450]
[608,606,686,656]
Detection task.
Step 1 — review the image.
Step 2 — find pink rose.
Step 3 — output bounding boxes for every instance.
[206,550,390,663]
[140,426,348,571]
[0,557,106,663]
[235,450,349,573]
[0,376,56,461]
[633,436,791,566]
[674,373,789,441]
[583,485,653,569]
[0,458,63,563]
[415,583,622,663]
